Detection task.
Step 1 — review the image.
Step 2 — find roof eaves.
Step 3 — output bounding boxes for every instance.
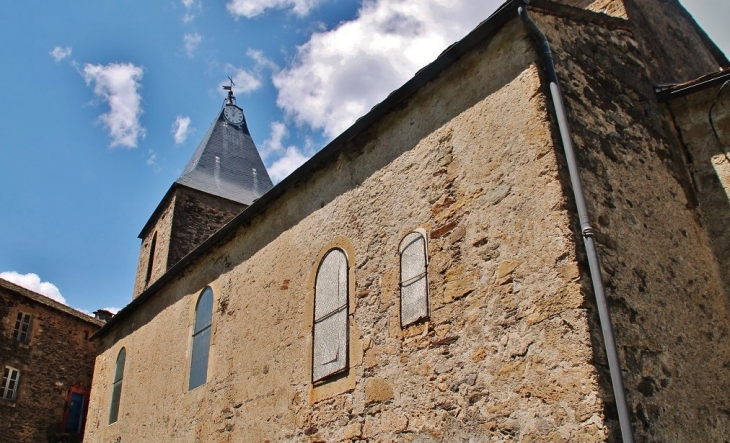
[0,278,105,327]
[655,69,730,102]
[92,0,523,341]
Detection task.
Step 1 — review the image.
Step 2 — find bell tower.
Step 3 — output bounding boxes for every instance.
[132,82,274,298]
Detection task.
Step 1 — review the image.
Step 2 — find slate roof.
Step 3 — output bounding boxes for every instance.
[0,278,105,327]
[176,106,273,206]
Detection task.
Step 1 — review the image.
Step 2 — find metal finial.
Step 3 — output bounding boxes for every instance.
[222,76,236,105]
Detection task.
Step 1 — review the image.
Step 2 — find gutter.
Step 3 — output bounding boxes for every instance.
[518,5,635,442]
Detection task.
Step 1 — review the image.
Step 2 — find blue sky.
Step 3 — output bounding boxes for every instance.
[0,0,727,315]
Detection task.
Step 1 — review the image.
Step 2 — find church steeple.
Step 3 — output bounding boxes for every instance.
[131,83,273,298]
[176,83,273,205]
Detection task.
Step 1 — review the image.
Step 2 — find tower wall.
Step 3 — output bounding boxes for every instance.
[132,187,245,299]
[168,187,245,268]
[132,194,175,298]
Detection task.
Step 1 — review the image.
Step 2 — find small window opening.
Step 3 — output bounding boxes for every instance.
[400,231,429,327]
[108,348,125,424]
[13,312,32,344]
[189,287,214,390]
[145,232,157,285]
[312,249,349,383]
[1,366,20,401]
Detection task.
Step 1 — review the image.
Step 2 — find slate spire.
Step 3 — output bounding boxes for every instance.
[175,85,273,206]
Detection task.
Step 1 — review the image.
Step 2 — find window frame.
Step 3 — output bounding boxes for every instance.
[399,230,430,327]
[311,248,350,384]
[1,366,20,401]
[12,311,32,344]
[188,287,214,391]
[108,347,125,424]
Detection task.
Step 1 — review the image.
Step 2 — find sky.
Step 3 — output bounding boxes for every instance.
[0,0,727,316]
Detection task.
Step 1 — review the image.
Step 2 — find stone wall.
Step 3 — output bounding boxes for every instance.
[623,0,726,83]
[133,194,176,298]
[132,187,246,298]
[86,18,611,442]
[168,187,245,268]
[0,283,101,442]
[87,2,730,442]
[532,8,730,441]
[666,83,730,297]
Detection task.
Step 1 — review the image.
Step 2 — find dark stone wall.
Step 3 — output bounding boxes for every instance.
[624,0,724,83]
[168,186,246,269]
[667,85,730,299]
[0,287,100,442]
[533,8,730,441]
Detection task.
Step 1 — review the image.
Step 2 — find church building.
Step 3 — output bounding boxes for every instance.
[85,0,730,441]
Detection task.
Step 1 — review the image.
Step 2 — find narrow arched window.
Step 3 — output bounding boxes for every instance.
[312,249,348,382]
[189,287,213,390]
[108,348,125,424]
[400,231,429,326]
[145,232,157,286]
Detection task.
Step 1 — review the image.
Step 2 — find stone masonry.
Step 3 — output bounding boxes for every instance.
[133,186,245,297]
[87,1,730,442]
[0,279,103,442]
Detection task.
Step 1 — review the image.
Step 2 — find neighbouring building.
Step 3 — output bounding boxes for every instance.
[85,0,730,441]
[0,278,104,442]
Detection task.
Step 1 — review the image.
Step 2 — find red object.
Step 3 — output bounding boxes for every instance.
[61,385,90,434]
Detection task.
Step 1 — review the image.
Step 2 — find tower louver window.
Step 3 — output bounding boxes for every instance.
[312,249,348,382]
[400,231,429,326]
[189,287,213,390]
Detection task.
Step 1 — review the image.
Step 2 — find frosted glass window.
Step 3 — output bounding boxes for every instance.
[1,366,20,401]
[189,287,214,390]
[108,348,125,424]
[312,249,348,382]
[400,232,429,326]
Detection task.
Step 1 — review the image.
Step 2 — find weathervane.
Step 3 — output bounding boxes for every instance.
[222,76,235,105]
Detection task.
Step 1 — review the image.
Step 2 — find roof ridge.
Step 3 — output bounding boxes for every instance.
[0,278,105,326]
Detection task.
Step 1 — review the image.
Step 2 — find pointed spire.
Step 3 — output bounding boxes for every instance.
[175,84,273,205]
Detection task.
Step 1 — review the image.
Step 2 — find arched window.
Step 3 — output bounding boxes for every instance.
[400,231,429,326]
[108,348,125,424]
[189,287,213,390]
[312,249,348,382]
[145,232,157,286]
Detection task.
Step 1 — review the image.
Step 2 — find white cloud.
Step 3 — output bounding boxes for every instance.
[172,115,192,144]
[182,0,200,22]
[268,146,309,182]
[146,151,157,165]
[220,65,262,97]
[50,46,72,63]
[273,0,502,139]
[83,63,146,148]
[0,271,66,305]
[262,121,288,156]
[227,0,322,18]
[100,307,121,314]
[247,49,279,72]
[184,33,202,57]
